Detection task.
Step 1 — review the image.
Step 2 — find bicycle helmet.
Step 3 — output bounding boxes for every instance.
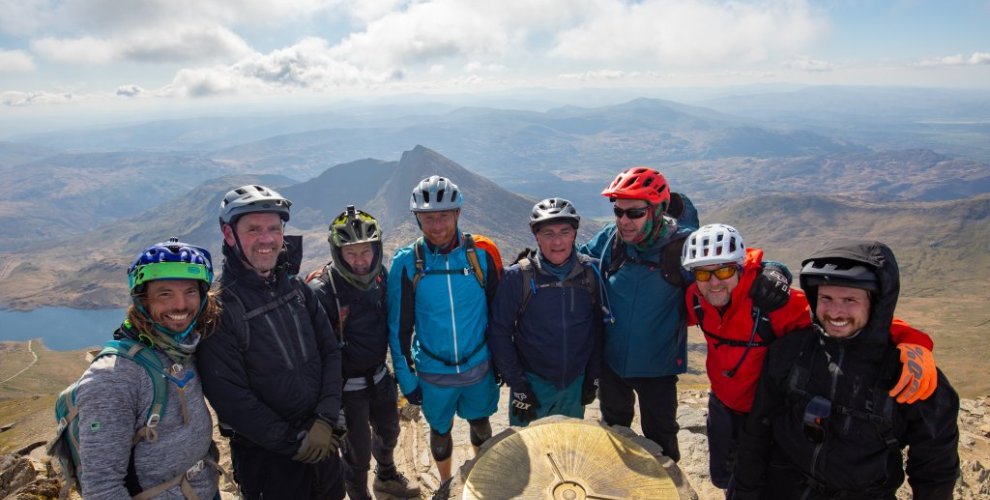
[800,257,879,292]
[529,198,580,233]
[681,224,746,270]
[601,167,671,211]
[219,184,292,226]
[128,237,214,294]
[410,175,463,212]
[328,206,383,289]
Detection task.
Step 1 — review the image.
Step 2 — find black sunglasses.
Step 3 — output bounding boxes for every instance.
[613,206,650,220]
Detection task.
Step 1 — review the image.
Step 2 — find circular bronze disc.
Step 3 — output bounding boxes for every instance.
[462,420,679,499]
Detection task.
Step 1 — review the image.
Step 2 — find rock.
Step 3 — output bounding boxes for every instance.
[0,454,39,498]
[678,406,708,434]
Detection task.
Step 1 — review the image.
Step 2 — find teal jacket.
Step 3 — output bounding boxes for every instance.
[579,214,697,378]
[387,232,500,395]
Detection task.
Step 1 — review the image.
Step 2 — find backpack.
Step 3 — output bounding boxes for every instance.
[47,338,169,496]
[512,250,609,328]
[411,233,502,291]
[602,192,698,288]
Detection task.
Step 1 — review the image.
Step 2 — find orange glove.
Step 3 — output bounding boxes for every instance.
[889,343,937,404]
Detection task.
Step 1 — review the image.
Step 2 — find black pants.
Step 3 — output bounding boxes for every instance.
[599,362,681,462]
[230,440,344,500]
[707,393,748,493]
[341,373,401,491]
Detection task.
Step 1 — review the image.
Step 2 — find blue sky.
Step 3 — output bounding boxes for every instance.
[1,0,988,124]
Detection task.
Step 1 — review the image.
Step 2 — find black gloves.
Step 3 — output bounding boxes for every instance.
[405,386,423,406]
[749,264,791,312]
[581,377,599,406]
[511,383,541,424]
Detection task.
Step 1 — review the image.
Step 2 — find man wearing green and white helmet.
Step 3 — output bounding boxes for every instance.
[308,206,420,500]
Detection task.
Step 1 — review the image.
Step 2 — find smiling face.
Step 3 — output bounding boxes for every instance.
[416,209,459,247]
[815,284,871,338]
[146,279,201,333]
[223,212,284,277]
[695,263,741,308]
[613,199,651,243]
[534,222,577,265]
[340,242,374,275]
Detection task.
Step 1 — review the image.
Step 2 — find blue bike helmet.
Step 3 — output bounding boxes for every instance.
[128,237,214,294]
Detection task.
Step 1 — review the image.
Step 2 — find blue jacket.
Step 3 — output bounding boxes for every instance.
[486,252,604,390]
[579,215,697,378]
[387,232,500,395]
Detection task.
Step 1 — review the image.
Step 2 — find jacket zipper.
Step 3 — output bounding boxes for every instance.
[444,255,460,373]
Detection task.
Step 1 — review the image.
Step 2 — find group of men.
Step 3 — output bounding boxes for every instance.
[166,166,957,500]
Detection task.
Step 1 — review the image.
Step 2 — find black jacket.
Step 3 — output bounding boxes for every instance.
[197,242,342,456]
[309,264,389,379]
[734,240,959,500]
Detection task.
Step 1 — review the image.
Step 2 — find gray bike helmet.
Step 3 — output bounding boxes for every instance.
[328,205,383,289]
[410,175,463,212]
[219,185,292,226]
[799,258,878,292]
[529,198,580,233]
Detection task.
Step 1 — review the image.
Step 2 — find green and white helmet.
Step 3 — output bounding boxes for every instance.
[328,205,383,289]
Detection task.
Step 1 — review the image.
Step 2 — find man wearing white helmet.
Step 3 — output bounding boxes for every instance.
[681,224,938,497]
[198,185,346,499]
[387,175,503,500]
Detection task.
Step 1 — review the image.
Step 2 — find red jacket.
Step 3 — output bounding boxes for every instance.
[686,247,932,413]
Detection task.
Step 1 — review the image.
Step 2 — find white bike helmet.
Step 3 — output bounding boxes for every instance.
[681,223,746,270]
[410,175,463,212]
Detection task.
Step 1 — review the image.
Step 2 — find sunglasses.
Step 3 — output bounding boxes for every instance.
[613,206,650,220]
[692,265,740,282]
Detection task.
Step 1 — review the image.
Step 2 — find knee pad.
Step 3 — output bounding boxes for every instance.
[468,418,492,447]
[429,429,453,461]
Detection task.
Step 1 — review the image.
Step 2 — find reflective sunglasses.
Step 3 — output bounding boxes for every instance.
[612,206,650,220]
[692,264,740,282]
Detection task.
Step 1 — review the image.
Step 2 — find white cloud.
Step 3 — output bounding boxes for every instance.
[465,61,505,73]
[0,49,35,72]
[1,90,78,106]
[115,85,147,97]
[31,25,251,65]
[549,0,827,66]
[917,52,990,67]
[32,36,116,64]
[558,69,629,81]
[783,55,835,72]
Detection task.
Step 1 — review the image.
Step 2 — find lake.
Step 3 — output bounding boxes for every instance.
[0,307,127,351]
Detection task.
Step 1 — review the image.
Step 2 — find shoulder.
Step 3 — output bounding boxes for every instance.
[390,244,416,265]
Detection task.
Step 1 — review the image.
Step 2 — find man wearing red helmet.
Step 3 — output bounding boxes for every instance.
[579,167,790,462]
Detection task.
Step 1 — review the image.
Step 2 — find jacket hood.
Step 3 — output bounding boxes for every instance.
[799,239,899,343]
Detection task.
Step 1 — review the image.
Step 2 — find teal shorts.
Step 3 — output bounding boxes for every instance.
[420,369,500,434]
[509,372,585,427]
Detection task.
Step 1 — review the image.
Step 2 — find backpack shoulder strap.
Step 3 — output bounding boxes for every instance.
[461,234,485,288]
[97,339,169,430]
[411,237,426,291]
[659,233,688,288]
[467,233,503,278]
[515,257,535,328]
[218,281,251,352]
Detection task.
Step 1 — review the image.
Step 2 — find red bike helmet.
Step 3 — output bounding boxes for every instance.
[601,166,671,210]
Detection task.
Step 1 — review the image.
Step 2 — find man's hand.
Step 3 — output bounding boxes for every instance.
[750,265,790,312]
[889,343,937,404]
[405,386,423,406]
[511,383,541,424]
[292,419,333,463]
[581,378,599,406]
[303,267,323,283]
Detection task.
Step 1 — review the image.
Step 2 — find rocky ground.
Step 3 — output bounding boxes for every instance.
[2,388,988,499]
